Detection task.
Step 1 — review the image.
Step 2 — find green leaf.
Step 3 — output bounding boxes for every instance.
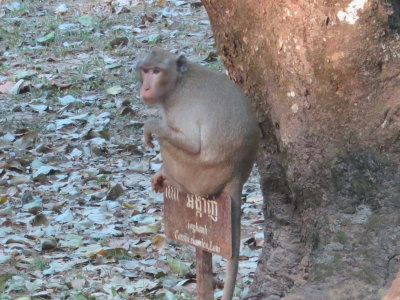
[166,256,191,277]
[0,274,13,290]
[131,221,161,235]
[111,286,117,296]
[36,32,55,44]
[8,79,24,95]
[15,70,37,80]
[78,15,96,27]
[71,295,88,300]
[106,85,122,95]
[59,234,83,249]
[164,290,179,300]
[148,33,162,44]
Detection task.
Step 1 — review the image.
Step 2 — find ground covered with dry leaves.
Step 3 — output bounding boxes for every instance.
[0,0,263,299]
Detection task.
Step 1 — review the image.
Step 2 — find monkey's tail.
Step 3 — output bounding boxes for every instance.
[222,254,239,300]
[221,190,241,300]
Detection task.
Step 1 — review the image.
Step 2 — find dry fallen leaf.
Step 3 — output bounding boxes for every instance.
[106,85,123,95]
[151,234,167,251]
[0,196,8,205]
[0,82,16,94]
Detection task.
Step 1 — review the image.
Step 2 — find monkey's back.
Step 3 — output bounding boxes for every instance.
[161,63,259,195]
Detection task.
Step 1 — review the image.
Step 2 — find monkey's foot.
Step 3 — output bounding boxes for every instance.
[151,173,166,193]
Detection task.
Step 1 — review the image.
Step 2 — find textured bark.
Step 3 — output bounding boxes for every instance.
[201,1,400,299]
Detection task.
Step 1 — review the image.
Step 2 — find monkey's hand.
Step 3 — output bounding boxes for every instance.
[151,172,166,193]
[144,120,159,148]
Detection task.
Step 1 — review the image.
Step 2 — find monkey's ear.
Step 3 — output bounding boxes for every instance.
[135,62,140,72]
[135,62,142,81]
[177,55,188,73]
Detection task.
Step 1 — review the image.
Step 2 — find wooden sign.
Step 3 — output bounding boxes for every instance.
[163,185,232,259]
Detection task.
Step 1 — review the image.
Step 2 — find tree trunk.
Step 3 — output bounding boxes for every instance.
[201,1,400,299]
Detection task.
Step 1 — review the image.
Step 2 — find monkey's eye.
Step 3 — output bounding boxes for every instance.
[142,69,149,74]
[153,68,161,74]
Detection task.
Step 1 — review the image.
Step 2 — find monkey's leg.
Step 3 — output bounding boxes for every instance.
[152,166,189,193]
[151,170,166,193]
[221,184,242,300]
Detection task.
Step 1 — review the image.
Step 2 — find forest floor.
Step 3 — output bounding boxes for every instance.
[0,0,263,299]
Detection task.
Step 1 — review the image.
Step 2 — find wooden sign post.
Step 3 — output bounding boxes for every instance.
[163,185,232,300]
[196,248,213,300]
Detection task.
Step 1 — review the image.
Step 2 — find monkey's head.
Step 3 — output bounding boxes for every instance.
[137,49,188,105]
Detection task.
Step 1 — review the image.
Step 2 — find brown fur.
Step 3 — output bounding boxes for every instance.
[138,49,259,300]
[383,271,400,300]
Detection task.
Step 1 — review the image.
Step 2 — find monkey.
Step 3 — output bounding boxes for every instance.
[137,49,260,300]
[383,270,400,300]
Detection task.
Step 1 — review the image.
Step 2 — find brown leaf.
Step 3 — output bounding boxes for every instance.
[203,51,218,62]
[141,13,156,24]
[41,238,58,251]
[106,184,124,200]
[51,82,72,89]
[151,235,167,251]
[191,2,203,8]
[119,107,136,116]
[31,213,49,226]
[0,195,7,204]
[110,37,129,48]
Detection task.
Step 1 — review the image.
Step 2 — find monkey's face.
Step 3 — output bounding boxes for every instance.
[138,50,188,105]
[139,66,178,105]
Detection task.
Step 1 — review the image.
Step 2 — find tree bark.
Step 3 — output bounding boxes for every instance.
[201,1,400,299]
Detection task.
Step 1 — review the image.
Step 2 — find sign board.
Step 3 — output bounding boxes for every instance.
[163,185,232,259]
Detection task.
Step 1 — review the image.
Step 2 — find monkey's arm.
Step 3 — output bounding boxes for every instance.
[144,119,201,154]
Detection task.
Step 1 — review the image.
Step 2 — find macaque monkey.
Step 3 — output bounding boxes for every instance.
[137,49,259,300]
[383,271,400,300]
